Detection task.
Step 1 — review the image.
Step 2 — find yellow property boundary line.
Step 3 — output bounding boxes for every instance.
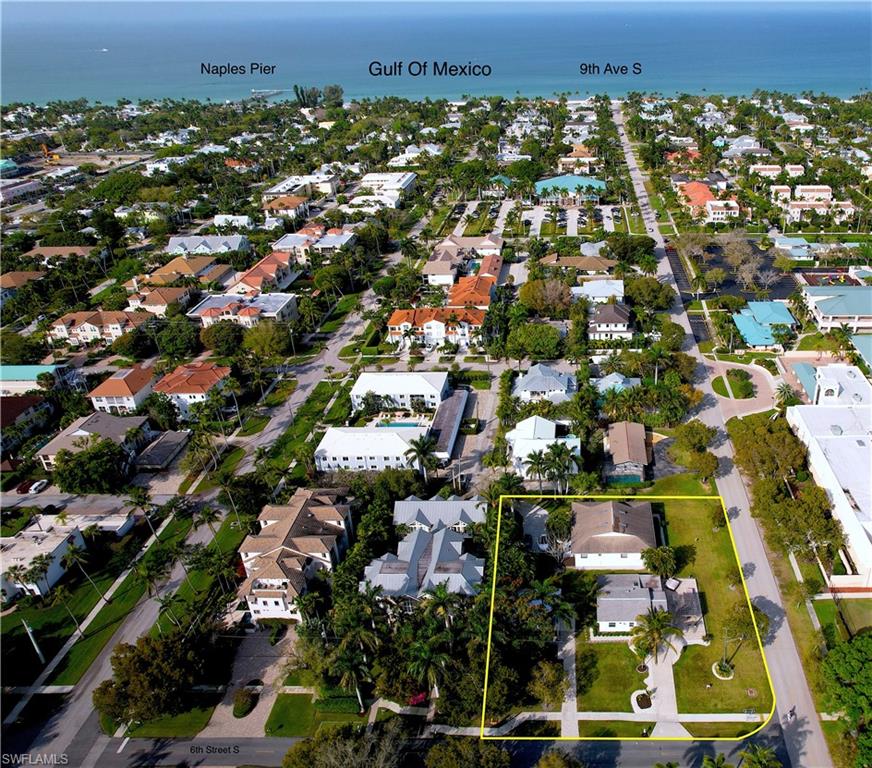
[479,493,777,742]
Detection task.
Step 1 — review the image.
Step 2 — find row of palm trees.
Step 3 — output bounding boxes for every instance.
[523,441,582,494]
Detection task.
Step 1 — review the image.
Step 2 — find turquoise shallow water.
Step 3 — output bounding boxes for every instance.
[1,2,870,105]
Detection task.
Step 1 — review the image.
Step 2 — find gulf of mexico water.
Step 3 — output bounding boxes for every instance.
[1,1,870,105]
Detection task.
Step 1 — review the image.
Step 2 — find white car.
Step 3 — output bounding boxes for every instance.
[29,479,49,493]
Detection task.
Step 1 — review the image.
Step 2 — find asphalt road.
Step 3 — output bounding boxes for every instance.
[612,100,833,768]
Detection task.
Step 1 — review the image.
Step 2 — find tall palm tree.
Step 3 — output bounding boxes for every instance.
[125,486,159,541]
[647,346,670,386]
[5,564,29,595]
[334,648,369,714]
[630,607,683,663]
[27,554,54,597]
[524,449,549,492]
[691,273,708,301]
[407,637,450,702]
[62,545,108,604]
[423,583,459,631]
[133,558,168,598]
[192,505,221,537]
[156,593,184,629]
[51,585,81,633]
[404,434,438,482]
[525,578,575,624]
[223,376,244,428]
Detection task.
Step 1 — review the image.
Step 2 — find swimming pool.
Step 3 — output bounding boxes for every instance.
[377,421,422,428]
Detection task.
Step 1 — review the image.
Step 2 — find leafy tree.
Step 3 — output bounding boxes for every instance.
[687,450,720,482]
[93,630,206,724]
[243,320,290,361]
[139,391,178,431]
[200,320,244,356]
[111,328,154,359]
[282,722,403,768]
[518,279,572,318]
[820,633,872,740]
[624,275,676,311]
[322,84,344,109]
[157,316,200,360]
[0,330,43,364]
[506,323,562,364]
[674,419,717,454]
[425,739,511,768]
[527,660,568,710]
[54,439,129,494]
[536,753,586,768]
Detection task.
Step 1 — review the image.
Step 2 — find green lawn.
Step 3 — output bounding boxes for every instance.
[320,293,363,334]
[265,693,354,737]
[577,720,655,738]
[238,415,269,436]
[323,384,352,426]
[194,446,246,493]
[712,372,754,399]
[797,333,840,352]
[576,641,641,712]
[667,499,773,716]
[712,376,730,398]
[644,473,715,497]
[1,526,154,687]
[683,721,758,738]
[267,381,337,470]
[262,378,298,408]
[128,694,219,738]
[815,599,872,648]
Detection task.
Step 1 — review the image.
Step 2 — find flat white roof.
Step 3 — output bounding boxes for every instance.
[316,426,428,456]
[789,404,872,521]
[815,364,872,406]
[350,372,448,399]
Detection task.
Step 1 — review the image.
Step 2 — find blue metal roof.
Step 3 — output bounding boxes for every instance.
[733,313,774,347]
[852,334,872,368]
[535,174,606,194]
[792,363,817,400]
[805,286,872,317]
[746,301,796,327]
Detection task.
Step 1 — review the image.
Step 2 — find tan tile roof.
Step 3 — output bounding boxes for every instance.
[51,310,151,331]
[88,365,155,398]
[263,195,308,211]
[448,275,495,308]
[541,253,617,271]
[154,361,231,395]
[0,271,45,289]
[388,307,485,328]
[24,246,94,260]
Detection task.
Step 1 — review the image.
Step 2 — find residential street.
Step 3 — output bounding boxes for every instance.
[612,100,833,768]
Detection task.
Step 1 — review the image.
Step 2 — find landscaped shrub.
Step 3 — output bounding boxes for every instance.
[312,696,360,713]
[233,687,258,718]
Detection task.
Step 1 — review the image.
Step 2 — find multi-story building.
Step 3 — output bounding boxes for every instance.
[88,365,155,414]
[387,307,485,349]
[153,361,232,419]
[49,310,152,347]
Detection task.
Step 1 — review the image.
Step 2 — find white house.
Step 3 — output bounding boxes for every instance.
[214,214,252,228]
[1,524,86,598]
[153,362,232,419]
[705,199,741,223]
[359,172,417,196]
[571,279,624,304]
[165,235,250,256]
[505,416,582,479]
[588,303,633,340]
[186,293,298,328]
[392,494,486,532]
[349,372,449,412]
[786,403,872,590]
[314,426,429,473]
[512,363,577,404]
[88,365,155,414]
[595,574,668,633]
[569,501,657,570]
[803,286,872,333]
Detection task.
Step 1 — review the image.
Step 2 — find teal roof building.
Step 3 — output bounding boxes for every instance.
[732,301,796,348]
[535,174,605,199]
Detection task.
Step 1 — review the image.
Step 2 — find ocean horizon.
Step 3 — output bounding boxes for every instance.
[1,2,870,105]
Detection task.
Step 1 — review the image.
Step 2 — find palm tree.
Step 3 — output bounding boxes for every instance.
[133,559,167,599]
[775,382,797,412]
[423,583,459,631]
[525,578,575,624]
[156,593,184,629]
[51,585,81,634]
[404,434,438,482]
[630,607,683,663]
[691,273,708,301]
[647,345,669,385]
[407,637,450,702]
[334,648,369,714]
[27,554,54,597]
[638,252,658,276]
[524,449,549,492]
[701,755,734,768]
[192,504,221,537]
[224,376,244,428]
[339,622,379,662]
[125,486,159,541]
[5,564,30,595]
[62,545,109,604]
[545,441,580,494]
[737,744,781,768]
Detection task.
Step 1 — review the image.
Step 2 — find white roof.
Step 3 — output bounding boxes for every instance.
[507,415,558,440]
[815,364,872,406]
[571,280,624,301]
[316,426,428,457]
[350,372,448,400]
[788,404,872,521]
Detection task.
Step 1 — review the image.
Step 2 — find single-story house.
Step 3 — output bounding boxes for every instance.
[569,501,656,570]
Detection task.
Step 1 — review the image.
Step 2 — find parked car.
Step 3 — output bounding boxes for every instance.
[16,480,33,494]
[30,480,49,494]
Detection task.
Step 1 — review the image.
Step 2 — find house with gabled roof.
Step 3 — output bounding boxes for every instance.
[239,488,353,622]
[603,421,650,483]
[88,365,155,414]
[153,361,232,419]
[392,494,486,532]
[512,363,577,404]
[569,501,657,569]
